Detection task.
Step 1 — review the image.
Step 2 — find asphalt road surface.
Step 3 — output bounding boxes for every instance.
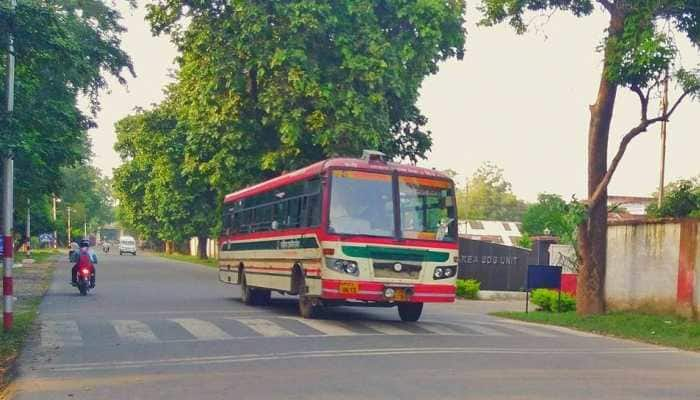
[8,253,700,399]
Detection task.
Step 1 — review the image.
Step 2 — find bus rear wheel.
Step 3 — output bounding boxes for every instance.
[240,272,270,306]
[398,302,423,322]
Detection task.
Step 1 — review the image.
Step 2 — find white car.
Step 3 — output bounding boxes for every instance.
[119,236,137,256]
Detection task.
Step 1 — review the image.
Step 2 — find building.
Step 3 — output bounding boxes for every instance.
[458,220,523,246]
[607,195,654,216]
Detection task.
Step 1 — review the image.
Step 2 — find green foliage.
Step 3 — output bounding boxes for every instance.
[457,162,527,221]
[516,233,532,249]
[456,279,480,299]
[116,0,467,245]
[0,0,132,236]
[530,289,576,312]
[646,178,700,218]
[521,194,585,246]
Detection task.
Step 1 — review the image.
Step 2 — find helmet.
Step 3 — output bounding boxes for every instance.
[79,239,90,248]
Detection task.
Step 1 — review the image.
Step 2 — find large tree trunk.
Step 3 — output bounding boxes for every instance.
[164,240,173,255]
[576,12,624,315]
[197,235,208,260]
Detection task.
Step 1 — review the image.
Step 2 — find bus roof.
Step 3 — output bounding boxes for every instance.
[223,157,451,204]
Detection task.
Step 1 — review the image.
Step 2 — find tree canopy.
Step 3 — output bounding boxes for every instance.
[457,162,527,221]
[114,0,467,255]
[647,176,700,218]
[0,0,132,239]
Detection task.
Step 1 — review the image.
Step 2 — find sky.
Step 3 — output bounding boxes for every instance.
[89,2,699,202]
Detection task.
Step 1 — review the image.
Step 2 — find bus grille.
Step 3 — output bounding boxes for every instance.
[373,262,421,279]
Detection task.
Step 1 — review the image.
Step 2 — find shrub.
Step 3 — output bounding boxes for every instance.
[530,288,575,312]
[456,279,480,299]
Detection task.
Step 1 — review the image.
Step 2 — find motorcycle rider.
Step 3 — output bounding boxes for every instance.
[72,239,97,288]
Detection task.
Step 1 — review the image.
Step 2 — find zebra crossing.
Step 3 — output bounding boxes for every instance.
[39,316,560,348]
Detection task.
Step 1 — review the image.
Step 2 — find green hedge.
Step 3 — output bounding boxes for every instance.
[530,288,576,312]
[456,279,480,299]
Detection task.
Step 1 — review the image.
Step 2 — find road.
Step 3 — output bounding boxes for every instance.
[8,253,700,399]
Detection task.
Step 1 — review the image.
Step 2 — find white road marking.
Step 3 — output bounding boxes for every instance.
[234,318,297,337]
[420,323,468,336]
[462,323,509,336]
[285,317,360,336]
[44,346,681,372]
[171,318,232,340]
[491,323,557,338]
[112,320,159,342]
[360,321,415,335]
[41,320,82,347]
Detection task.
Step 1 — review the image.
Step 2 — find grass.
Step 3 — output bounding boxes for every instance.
[158,252,218,268]
[14,248,61,264]
[494,311,700,351]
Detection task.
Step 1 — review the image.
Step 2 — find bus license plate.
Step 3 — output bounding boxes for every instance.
[339,281,359,295]
[393,289,408,301]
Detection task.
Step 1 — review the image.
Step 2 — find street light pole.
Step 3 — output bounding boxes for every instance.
[52,195,58,248]
[67,207,72,245]
[25,199,29,257]
[3,0,17,332]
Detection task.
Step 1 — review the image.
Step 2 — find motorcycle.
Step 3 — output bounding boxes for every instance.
[76,267,94,296]
[102,243,110,253]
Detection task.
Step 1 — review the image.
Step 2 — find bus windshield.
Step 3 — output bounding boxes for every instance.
[328,171,395,238]
[328,170,456,241]
[399,176,456,241]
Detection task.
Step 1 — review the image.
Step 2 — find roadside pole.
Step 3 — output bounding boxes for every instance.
[52,195,57,248]
[25,199,30,256]
[67,207,71,244]
[3,0,17,331]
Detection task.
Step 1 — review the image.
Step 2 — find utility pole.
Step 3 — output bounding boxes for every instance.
[658,73,669,208]
[25,199,29,257]
[2,0,17,331]
[83,217,87,239]
[67,207,72,244]
[3,0,17,331]
[52,195,58,248]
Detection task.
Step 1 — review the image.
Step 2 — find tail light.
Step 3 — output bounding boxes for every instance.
[81,268,90,275]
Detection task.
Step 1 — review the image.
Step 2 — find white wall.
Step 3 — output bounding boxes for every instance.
[606,222,682,312]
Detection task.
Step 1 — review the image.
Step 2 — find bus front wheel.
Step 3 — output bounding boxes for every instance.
[398,302,423,322]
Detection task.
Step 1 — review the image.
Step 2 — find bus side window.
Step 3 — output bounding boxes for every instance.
[288,198,301,228]
[306,193,321,227]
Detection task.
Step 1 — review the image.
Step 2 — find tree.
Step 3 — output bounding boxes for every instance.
[521,194,573,238]
[646,177,700,218]
[480,0,700,315]
[0,0,133,239]
[458,162,527,221]
[114,1,467,256]
[113,104,217,257]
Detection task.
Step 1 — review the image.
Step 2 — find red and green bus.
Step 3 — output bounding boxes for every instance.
[218,151,458,321]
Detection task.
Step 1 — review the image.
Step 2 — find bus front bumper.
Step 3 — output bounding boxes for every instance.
[321,279,455,303]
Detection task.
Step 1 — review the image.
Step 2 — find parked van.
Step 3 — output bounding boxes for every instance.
[119,236,137,256]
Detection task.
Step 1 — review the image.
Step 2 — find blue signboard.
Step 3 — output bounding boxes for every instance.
[527,265,562,290]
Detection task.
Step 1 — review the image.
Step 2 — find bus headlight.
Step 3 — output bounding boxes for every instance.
[326,258,359,276]
[434,266,457,280]
[434,267,444,279]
